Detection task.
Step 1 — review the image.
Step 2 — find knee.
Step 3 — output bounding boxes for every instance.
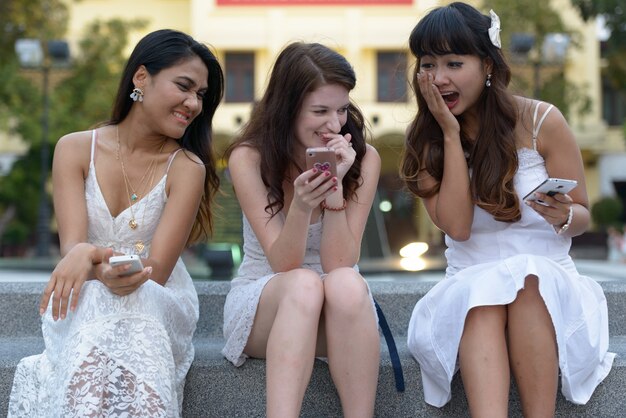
[282,269,324,314]
[323,268,370,316]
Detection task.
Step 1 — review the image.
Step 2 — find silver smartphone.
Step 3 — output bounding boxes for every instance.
[523,178,578,206]
[109,255,144,276]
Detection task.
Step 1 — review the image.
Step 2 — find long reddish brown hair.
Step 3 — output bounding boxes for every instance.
[225,42,367,217]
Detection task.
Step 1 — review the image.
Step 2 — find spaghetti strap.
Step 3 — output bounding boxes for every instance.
[165,148,184,174]
[531,102,554,151]
[90,129,97,163]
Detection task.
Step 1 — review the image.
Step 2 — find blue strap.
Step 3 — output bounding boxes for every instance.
[374,298,405,392]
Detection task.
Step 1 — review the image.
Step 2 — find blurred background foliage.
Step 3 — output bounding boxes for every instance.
[0,0,145,253]
[0,0,625,251]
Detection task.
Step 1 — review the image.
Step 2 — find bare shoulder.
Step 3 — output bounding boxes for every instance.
[534,102,571,145]
[53,130,94,171]
[228,144,261,170]
[513,96,570,149]
[363,143,381,167]
[169,149,206,178]
[364,143,380,158]
[55,130,93,153]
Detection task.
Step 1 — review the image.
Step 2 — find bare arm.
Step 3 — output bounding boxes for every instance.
[142,150,206,285]
[526,104,590,237]
[319,144,380,271]
[415,72,473,241]
[229,145,337,273]
[42,132,151,320]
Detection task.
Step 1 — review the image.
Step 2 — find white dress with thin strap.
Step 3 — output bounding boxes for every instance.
[406,103,615,407]
[222,213,377,367]
[8,130,199,418]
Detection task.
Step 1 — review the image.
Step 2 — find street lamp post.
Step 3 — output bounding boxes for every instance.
[510,32,570,100]
[15,39,70,257]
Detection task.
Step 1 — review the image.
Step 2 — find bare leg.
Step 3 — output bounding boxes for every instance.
[320,268,380,418]
[244,269,324,418]
[459,305,509,418]
[507,275,558,418]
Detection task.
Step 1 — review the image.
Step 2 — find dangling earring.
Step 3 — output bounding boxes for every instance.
[485,74,492,88]
[130,87,144,102]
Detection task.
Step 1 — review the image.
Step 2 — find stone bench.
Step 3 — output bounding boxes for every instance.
[1,277,625,417]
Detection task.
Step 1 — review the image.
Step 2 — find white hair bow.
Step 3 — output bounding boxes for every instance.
[488,9,501,49]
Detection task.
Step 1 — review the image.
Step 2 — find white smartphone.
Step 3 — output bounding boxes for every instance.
[523,178,578,206]
[109,255,144,276]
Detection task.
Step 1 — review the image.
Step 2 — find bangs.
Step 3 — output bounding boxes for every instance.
[410,8,484,58]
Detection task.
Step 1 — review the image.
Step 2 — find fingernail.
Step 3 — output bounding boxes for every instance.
[312,168,318,174]
[147,267,153,274]
[332,177,337,183]
[61,313,66,320]
[324,171,330,176]
[39,308,44,316]
[333,186,338,191]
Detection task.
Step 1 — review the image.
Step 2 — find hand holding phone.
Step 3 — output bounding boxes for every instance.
[523,178,578,207]
[109,255,144,276]
[306,147,337,178]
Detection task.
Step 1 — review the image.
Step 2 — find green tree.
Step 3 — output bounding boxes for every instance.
[483,0,590,118]
[0,0,68,134]
[0,15,144,253]
[0,0,69,252]
[572,0,626,90]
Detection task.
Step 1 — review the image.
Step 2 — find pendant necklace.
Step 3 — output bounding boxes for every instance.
[116,126,164,237]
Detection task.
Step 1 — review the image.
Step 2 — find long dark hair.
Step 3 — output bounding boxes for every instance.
[225,42,367,217]
[109,29,224,243]
[400,2,520,222]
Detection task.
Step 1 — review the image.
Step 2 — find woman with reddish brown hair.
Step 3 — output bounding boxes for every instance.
[222,42,381,418]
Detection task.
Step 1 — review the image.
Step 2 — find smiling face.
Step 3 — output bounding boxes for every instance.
[294,83,350,154]
[135,56,209,139]
[419,53,490,117]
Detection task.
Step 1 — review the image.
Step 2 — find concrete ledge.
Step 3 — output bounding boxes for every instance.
[1,336,624,417]
[1,279,625,417]
[4,280,626,339]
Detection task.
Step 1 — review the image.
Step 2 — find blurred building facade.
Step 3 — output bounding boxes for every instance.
[5,0,623,254]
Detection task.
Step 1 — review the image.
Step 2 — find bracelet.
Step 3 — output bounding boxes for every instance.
[321,198,347,212]
[556,206,573,235]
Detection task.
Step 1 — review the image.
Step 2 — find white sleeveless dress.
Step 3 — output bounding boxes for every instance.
[8,130,199,417]
[222,213,377,366]
[406,103,615,407]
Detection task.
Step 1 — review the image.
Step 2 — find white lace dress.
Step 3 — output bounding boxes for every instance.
[407,103,615,407]
[8,131,199,417]
[222,214,377,366]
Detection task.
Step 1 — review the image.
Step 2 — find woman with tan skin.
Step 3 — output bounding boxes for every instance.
[222,42,381,418]
[9,29,223,417]
[401,3,614,417]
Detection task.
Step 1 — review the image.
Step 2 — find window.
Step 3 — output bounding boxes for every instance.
[225,52,255,103]
[377,51,407,102]
[602,79,626,127]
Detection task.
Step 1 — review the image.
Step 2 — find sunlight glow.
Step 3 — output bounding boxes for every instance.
[399,242,429,258]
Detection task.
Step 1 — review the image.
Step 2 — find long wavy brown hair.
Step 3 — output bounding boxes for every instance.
[400,2,521,222]
[109,29,224,244]
[225,42,367,217]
